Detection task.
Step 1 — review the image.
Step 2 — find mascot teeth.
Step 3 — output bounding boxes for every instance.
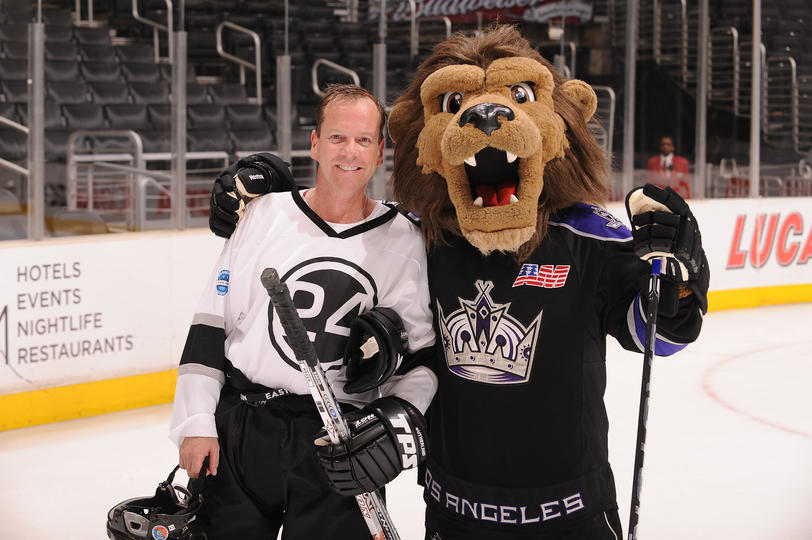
[509,194,519,203]
[473,196,484,207]
[464,155,477,167]
[506,151,518,164]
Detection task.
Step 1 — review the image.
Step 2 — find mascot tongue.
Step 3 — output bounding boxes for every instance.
[474,182,516,207]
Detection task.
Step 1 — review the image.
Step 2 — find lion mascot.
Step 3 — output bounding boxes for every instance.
[207,25,708,540]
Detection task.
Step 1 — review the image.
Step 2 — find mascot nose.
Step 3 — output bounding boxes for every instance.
[459,103,515,136]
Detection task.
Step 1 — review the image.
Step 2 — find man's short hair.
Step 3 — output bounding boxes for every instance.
[315,84,387,142]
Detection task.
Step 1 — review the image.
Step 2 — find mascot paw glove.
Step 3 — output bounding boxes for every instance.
[209,152,294,238]
[315,396,428,496]
[626,184,709,314]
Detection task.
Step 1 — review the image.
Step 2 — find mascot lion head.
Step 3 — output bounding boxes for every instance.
[389,25,609,259]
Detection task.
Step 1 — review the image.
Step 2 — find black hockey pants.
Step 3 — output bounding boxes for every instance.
[198,368,372,540]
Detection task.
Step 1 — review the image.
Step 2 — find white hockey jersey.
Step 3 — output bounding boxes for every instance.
[169,190,436,446]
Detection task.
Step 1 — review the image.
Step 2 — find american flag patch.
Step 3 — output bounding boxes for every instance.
[512,264,570,288]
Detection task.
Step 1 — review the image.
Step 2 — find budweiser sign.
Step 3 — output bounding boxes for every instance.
[370,0,594,24]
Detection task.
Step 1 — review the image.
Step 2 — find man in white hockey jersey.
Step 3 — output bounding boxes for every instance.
[170,84,437,539]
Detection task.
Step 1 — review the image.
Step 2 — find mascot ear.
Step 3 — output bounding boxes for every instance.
[560,79,598,123]
[388,101,410,145]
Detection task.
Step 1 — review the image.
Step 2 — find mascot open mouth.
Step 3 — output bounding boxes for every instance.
[463,146,520,207]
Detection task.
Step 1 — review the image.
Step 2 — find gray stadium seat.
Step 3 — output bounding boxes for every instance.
[225,104,266,130]
[15,101,64,129]
[62,103,105,130]
[45,81,89,104]
[44,129,73,161]
[105,104,151,130]
[0,24,27,42]
[1,80,29,103]
[44,60,80,81]
[140,130,171,153]
[80,61,123,83]
[45,41,78,61]
[88,82,131,105]
[185,82,211,105]
[74,26,112,46]
[231,128,274,154]
[78,43,118,63]
[0,188,26,240]
[0,59,27,80]
[147,104,170,130]
[2,41,28,59]
[44,24,73,42]
[208,83,247,105]
[188,104,226,129]
[187,129,231,153]
[0,129,27,161]
[42,9,73,26]
[121,61,162,83]
[116,44,154,63]
[0,103,20,123]
[128,82,170,104]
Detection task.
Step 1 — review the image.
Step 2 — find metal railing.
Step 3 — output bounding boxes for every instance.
[66,130,144,227]
[653,0,688,86]
[592,85,617,154]
[131,0,173,63]
[709,26,740,115]
[74,0,99,27]
[0,116,29,180]
[764,56,798,151]
[414,16,452,59]
[537,41,576,79]
[216,21,263,104]
[311,59,361,97]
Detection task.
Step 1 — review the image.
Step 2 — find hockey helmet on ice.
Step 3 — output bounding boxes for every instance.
[106,461,207,540]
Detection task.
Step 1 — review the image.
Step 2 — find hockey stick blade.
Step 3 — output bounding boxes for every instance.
[260,267,401,540]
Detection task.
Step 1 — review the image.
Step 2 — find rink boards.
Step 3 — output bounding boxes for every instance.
[1,197,811,429]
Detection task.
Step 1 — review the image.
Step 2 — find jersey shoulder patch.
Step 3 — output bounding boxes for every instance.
[550,203,631,241]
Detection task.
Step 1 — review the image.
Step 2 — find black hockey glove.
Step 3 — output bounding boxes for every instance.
[209,152,294,238]
[315,396,428,497]
[625,184,709,316]
[343,307,409,394]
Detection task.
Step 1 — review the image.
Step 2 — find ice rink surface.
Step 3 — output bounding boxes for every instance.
[1,303,811,539]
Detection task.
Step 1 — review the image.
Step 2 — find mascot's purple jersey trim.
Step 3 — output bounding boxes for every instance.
[631,294,689,356]
[550,203,631,242]
[552,203,688,356]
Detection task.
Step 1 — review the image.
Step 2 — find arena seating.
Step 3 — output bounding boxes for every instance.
[0,2,282,165]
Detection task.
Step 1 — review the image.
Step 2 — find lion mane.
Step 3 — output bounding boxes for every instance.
[388,25,610,261]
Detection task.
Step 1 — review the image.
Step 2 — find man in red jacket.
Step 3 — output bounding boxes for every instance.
[646,135,692,198]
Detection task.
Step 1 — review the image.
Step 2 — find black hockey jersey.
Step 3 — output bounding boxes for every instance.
[422,203,703,528]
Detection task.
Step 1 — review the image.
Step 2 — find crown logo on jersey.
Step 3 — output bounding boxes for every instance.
[437,280,542,385]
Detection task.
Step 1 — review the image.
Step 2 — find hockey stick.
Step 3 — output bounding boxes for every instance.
[627,257,663,540]
[260,267,400,540]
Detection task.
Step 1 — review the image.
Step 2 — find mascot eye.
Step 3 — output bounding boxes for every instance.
[510,83,535,104]
[440,92,463,114]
